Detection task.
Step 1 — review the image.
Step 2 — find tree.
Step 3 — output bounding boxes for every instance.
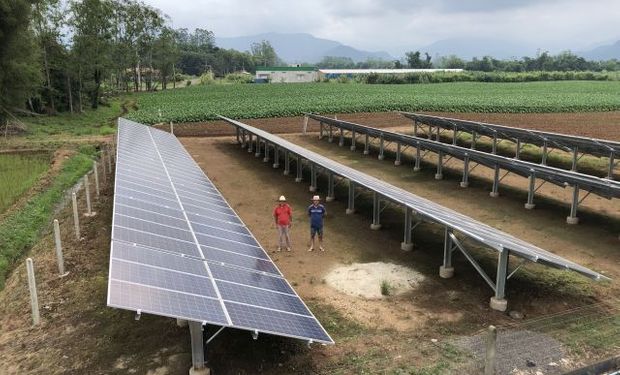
[153,27,179,89]
[0,0,41,123]
[405,51,432,68]
[251,40,281,66]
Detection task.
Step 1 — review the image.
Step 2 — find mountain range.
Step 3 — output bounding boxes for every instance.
[216,32,620,63]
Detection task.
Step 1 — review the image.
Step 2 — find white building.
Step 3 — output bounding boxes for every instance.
[255,66,319,83]
[318,68,464,79]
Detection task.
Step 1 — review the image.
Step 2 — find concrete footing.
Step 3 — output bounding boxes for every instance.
[350,146,356,151]
[400,242,413,251]
[345,209,355,215]
[490,297,508,312]
[325,196,335,202]
[524,203,536,210]
[283,171,290,176]
[83,212,97,217]
[272,163,279,169]
[378,155,385,161]
[459,182,469,188]
[439,266,454,279]
[189,367,210,375]
[294,178,302,183]
[434,173,443,180]
[394,160,401,166]
[489,192,500,198]
[413,167,421,172]
[370,223,382,230]
[263,157,269,163]
[309,186,316,192]
[566,216,579,225]
[176,318,188,327]
[255,153,261,157]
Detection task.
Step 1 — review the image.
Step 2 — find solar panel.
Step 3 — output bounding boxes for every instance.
[108,118,333,345]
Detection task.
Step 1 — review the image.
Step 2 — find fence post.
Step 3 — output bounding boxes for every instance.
[93,161,100,197]
[484,325,497,375]
[72,192,80,240]
[26,258,40,325]
[53,219,67,276]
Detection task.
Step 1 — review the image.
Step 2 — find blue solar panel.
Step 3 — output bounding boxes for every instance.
[108,118,333,345]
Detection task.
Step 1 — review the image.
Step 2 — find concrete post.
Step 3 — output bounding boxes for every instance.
[471,131,477,150]
[541,140,548,165]
[255,137,262,157]
[328,125,333,143]
[53,219,67,276]
[84,174,95,217]
[490,165,500,197]
[273,146,280,168]
[247,134,253,153]
[93,161,100,198]
[326,173,335,202]
[414,143,421,172]
[566,185,580,224]
[295,155,303,183]
[439,227,454,278]
[484,325,497,375]
[263,142,270,163]
[302,115,309,134]
[363,134,370,155]
[490,250,509,311]
[394,143,402,166]
[378,136,385,160]
[452,126,458,145]
[571,147,579,171]
[350,130,356,151]
[515,139,521,159]
[401,207,414,251]
[72,192,80,240]
[309,164,317,192]
[346,181,355,214]
[460,155,470,188]
[338,128,344,147]
[435,151,444,180]
[188,321,209,375]
[283,152,290,175]
[492,133,497,154]
[608,151,615,180]
[370,192,381,230]
[525,173,536,209]
[26,258,40,325]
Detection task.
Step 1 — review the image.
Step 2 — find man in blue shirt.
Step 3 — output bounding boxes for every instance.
[308,195,326,251]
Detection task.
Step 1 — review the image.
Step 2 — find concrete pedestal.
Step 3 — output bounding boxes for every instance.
[309,186,316,192]
[400,242,413,251]
[255,153,261,158]
[345,209,355,215]
[283,170,290,176]
[83,212,97,217]
[363,150,370,155]
[439,266,454,279]
[350,146,356,151]
[413,167,421,172]
[524,203,536,210]
[566,216,579,225]
[263,157,269,163]
[459,182,469,188]
[490,297,508,312]
[378,155,385,161]
[325,196,335,202]
[189,367,210,375]
[176,318,188,327]
[272,163,279,169]
[434,173,443,180]
[489,192,500,198]
[370,223,382,230]
[394,160,401,166]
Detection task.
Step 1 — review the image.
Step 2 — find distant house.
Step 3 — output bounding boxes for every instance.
[255,66,319,83]
[318,68,464,79]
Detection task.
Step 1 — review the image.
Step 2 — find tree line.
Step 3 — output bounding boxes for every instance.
[0,0,282,122]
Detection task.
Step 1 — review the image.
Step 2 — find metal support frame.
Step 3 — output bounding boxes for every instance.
[309,163,317,192]
[525,173,536,209]
[363,134,370,155]
[571,147,579,171]
[491,249,510,311]
[567,185,580,224]
[452,126,458,145]
[490,164,500,197]
[541,140,548,165]
[338,128,344,147]
[247,133,253,153]
[273,146,280,168]
[188,321,206,371]
[515,139,521,159]
[240,130,247,148]
[263,142,270,163]
[440,227,454,278]
[235,127,240,144]
[328,125,333,142]
[370,192,381,229]
[471,131,477,150]
[346,181,356,214]
[449,234,497,293]
[401,207,414,251]
[461,155,470,188]
[295,155,303,182]
[319,122,324,139]
[283,151,290,175]
[378,135,385,160]
[436,125,441,141]
[413,120,418,137]
[350,130,357,151]
[608,151,615,179]
[206,326,226,345]
[414,143,422,171]
[492,133,498,154]
[435,151,444,180]
[395,142,402,166]
[254,136,261,157]
[327,173,335,201]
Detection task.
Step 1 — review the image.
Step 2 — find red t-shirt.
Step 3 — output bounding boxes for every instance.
[273,204,292,226]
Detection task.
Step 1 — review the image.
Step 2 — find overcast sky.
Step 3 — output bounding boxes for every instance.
[146,0,619,56]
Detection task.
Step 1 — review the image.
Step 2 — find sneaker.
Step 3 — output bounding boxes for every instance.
[308,247,314,252]
[319,246,325,251]
[286,247,291,252]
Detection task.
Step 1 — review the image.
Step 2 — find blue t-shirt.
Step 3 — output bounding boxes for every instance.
[308,204,326,228]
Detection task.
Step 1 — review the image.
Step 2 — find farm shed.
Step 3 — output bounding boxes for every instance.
[255,66,319,83]
[318,68,464,79]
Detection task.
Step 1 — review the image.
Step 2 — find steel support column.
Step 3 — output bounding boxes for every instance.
[326,173,335,202]
[240,130,247,148]
[370,192,381,230]
[254,136,261,157]
[309,163,317,192]
[319,122,324,139]
[378,136,385,160]
[283,151,290,175]
[295,155,303,182]
[541,141,548,165]
[435,151,444,180]
[401,207,414,251]
[436,125,440,141]
[439,227,454,278]
[328,125,333,142]
[272,146,280,168]
[346,181,355,214]
[188,321,206,373]
[608,151,615,179]
[452,126,458,145]
[235,127,240,144]
[338,128,344,147]
[413,120,418,137]
[263,142,270,163]
[394,143,402,166]
[515,139,521,159]
[363,134,370,155]
[490,165,500,197]
[525,173,536,209]
[471,131,477,150]
[490,250,509,311]
[350,130,357,151]
[571,147,579,171]
[460,155,470,188]
[492,133,497,154]
[414,144,422,172]
[566,185,580,224]
[247,134,253,153]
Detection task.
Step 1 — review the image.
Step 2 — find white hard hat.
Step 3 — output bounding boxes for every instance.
[278,195,286,202]
[312,195,320,201]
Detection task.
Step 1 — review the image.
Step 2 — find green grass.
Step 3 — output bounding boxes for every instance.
[127,81,620,124]
[0,152,50,213]
[381,280,393,296]
[0,145,97,289]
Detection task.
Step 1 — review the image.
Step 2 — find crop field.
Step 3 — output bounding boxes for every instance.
[127,81,620,124]
[0,153,50,214]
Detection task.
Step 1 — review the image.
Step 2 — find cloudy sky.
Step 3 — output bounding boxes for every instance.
[146,0,619,55]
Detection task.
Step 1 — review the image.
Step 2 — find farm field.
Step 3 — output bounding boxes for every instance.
[0,153,50,214]
[128,81,620,124]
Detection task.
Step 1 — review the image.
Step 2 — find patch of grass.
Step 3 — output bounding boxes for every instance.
[0,152,50,213]
[381,280,393,296]
[306,300,365,340]
[0,146,97,289]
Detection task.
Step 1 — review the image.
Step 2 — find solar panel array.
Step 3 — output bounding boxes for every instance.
[219,115,609,282]
[108,118,333,344]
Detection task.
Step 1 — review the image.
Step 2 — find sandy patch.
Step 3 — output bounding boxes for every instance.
[325,262,425,299]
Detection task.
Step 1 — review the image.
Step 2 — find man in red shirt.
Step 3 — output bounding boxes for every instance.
[273,195,292,251]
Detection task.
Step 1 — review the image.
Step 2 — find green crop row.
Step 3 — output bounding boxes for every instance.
[126,81,620,124]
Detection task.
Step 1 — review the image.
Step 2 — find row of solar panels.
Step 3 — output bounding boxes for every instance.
[400,112,620,157]
[306,114,620,200]
[219,115,608,282]
[108,118,333,344]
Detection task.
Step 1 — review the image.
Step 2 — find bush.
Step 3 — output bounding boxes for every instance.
[199,71,215,85]
[224,73,253,84]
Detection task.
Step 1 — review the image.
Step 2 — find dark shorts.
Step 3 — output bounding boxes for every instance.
[310,225,323,237]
